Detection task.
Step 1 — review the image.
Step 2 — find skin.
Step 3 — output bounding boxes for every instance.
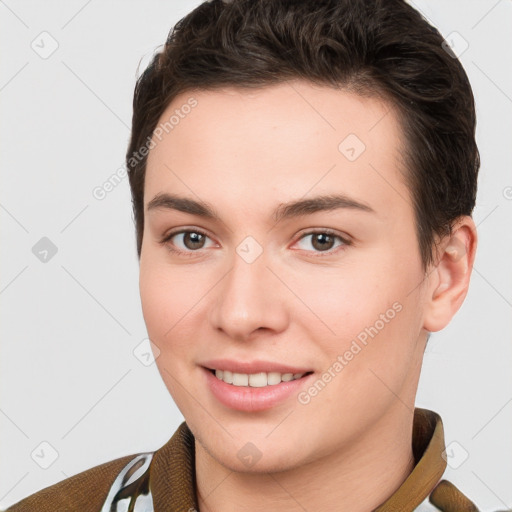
[139,80,477,512]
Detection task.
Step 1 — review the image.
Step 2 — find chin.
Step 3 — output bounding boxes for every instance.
[199,431,308,474]
[221,448,303,475]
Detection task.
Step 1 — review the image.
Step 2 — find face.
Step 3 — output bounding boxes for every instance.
[139,81,431,473]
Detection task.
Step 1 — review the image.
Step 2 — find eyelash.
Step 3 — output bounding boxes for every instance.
[159,228,351,258]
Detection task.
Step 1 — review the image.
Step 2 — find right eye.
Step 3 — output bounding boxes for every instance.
[160,228,218,257]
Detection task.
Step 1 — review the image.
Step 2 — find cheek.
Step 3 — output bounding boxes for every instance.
[295,251,425,377]
[139,258,195,379]
[139,257,204,413]
[287,260,404,340]
[139,260,173,339]
[139,254,202,339]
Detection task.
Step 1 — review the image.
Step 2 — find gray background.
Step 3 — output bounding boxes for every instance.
[1,0,511,510]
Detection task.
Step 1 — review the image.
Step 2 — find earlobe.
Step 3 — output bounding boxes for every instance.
[423,217,478,332]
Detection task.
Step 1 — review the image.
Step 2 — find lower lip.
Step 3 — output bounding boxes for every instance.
[203,367,313,412]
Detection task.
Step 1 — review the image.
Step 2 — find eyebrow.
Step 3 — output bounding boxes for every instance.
[146,192,375,223]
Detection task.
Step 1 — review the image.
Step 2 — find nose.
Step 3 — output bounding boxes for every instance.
[208,244,289,342]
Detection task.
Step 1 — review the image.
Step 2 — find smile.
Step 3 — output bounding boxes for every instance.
[202,366,315,412]
[211,369,311,387]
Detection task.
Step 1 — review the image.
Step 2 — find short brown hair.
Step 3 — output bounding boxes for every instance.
[126,0,479,268]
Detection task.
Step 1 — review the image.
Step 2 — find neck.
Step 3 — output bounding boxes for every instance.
[194,404,416,512]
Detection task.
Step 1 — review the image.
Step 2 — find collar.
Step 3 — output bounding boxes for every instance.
[374,407,447,511]
[149,407,446,511]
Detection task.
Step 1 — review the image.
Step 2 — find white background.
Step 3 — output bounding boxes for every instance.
[1,1,511,510]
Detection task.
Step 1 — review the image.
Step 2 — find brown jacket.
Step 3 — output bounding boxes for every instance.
[4,408,488,511]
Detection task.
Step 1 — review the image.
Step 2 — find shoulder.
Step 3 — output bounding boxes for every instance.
[3,453,146,512]
[426,479,483,512]
[4,422,194,512]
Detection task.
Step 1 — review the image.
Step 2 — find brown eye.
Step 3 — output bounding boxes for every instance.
[181,231,206,250]
[161,229,215,256]
[295,230,350,255]
[310,233,336,251]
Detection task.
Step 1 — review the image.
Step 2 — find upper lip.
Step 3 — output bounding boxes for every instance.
[201,358,313,375]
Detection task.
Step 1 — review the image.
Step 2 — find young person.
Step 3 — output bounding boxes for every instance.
[6,0,497,510]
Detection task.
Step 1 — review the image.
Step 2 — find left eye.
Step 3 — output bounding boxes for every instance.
[295,231,348,254]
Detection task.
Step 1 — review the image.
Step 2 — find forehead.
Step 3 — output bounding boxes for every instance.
[144,80,410,219]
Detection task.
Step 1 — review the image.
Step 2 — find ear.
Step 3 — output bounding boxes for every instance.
[422,216,478,332]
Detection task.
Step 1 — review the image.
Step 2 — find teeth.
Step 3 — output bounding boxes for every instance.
[232,372,249,386]
[249,372,267,387]
[267,372,282,385]
[213,369,306,387]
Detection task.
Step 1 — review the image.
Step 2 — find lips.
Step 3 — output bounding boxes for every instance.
[201,358,313,375]
[199,358,315,411]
